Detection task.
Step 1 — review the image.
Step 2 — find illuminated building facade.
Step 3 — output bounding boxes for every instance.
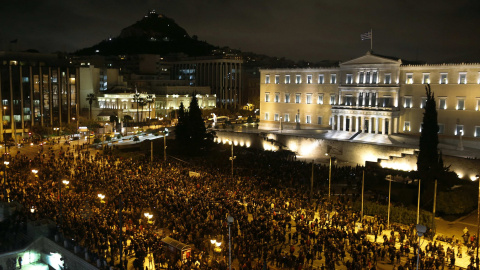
[260,52,480,141]
[0,51,79,141]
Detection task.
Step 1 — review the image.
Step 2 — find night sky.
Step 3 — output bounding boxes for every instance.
[1,0,479,63]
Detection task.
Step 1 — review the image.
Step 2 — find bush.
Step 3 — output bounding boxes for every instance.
[93,138,101,144]
[133,136,140,142]
[105,135,111,141]
[436,185,477,215]
[117,134,122,139]
[247,116,253,123]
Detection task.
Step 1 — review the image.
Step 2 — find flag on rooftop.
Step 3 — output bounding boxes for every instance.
[361,31,372,41]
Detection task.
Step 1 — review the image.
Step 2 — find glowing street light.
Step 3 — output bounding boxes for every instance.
[225,139,236,180]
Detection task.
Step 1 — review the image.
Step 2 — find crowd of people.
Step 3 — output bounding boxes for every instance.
[0,143,476,270]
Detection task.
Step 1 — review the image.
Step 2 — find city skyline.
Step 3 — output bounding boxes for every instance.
[0,0,479,63]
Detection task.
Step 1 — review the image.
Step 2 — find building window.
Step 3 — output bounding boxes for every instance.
[330,94,336,105]
[457,98,465,110]
[440,73,448,84]
[455,125,464,136]
[420,97,427,108]
[385,74,391,84]
[265,75,270,84]
[404,121,410,132]
[423,73,430,84]
[264,112,269,120]
[359,71,364,84]
[296,75,301,84]
[274,113,279,121]
[475,126,480,137]
[295,114,300,123]
[346,74,353,84]
[318,74,324,84]
[265,92,270,102]
[317,116,323,125]
[306,94,312,104]
[285,93,290,103]
[459,72,467,84]
[404,96,412,108]
[366,71,371,84]
[344,95,353,106]
[306,115,311,124]
[307,75,312,84]
[439,98,447,110]
[477,99,480,111]
[438,124,445,134]
[274,92,280,103]
[295,93,301,103]
[406,73,413,84]
[284,114,290,122]
[275,75,280,84]
[317,94,324,105]
[331,74,337,84]
[372,71,378,84]
[285,75,291,84]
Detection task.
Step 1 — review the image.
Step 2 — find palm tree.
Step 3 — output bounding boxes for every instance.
[86,93,96,120]
[139,98,148,122]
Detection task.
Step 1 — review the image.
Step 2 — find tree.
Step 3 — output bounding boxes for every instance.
[110,115,118,133]
[417,84,440,182]
[86,93,96,120]
[188,94,208,150]
[133,93,141,124]
[123,115,133,127]
[139,98,148,122]
[175,102,188,143]
[146,95,155,120]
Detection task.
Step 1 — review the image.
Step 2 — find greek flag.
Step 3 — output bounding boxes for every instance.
[361,31,372,41]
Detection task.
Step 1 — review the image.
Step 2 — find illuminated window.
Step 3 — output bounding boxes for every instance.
[385,74,391,84]
[306,115,311,124]
[359,72,364,84]
[275,75,280,84]
[284,113,290,122]
[265,93,270,102]
[372,71,378,84]
[439,98,446,110]
[285,75,291,84]
[406,73,413,84]
[455,125,464,136]
[423,73,430,84]
[346,74,353,84]
[420,97,427,108]
[274,113,279,121]
[475,126,480,137]
[440,73,448,84]
[307,75,312,84]
[330,94,336,105]
[274,93,280,103]
[477,99,480,111]
[296,75,301,84]
[404,96,412,108]
[285,93,290,103]
[318,74,324,84]
[438,124,444,134]
[295,93,301,103]
[404,121,410,132]
[317,94,324,105]
[457,98,465,110]
[317,116,323,125]
[331,74,337,84]
[344,95,353,106]
[264,112,269,120]
[366,71,371,83]
[459,73,467,84]
[306,94,312,104]
[265,75,270,84]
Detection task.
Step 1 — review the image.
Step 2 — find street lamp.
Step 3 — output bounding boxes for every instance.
[59,179,69,229]
[3,106,6,155]
[476,174,480,270]
[227,215,234,270]
[3,161,8,202]
[386,175,393,229]
[226,140,236,180]
[279,116,283,133]
[163,130,168,162]
[325,153,336,200]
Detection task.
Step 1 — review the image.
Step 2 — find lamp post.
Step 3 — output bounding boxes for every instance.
[227,215,234,270]
[59,179,69,229]
[279,116,282,133]
[226,139,236,180]
[3,161,8,202]
[3,106,6,155]
[386,175,393,229]
[476,174,480,270]
[361,169,364,222]
[417,179,421,225]
[326,153,335,200]
[163,130,168,162]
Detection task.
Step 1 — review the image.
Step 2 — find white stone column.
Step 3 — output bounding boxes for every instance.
[343,115,347,131]
[388,117,392,135]
[382,118,386,135]
[360,116,364,133]
[348,116,353,132]
[337,115,341,131]
[393,117,398,133]
[375,117,379,134]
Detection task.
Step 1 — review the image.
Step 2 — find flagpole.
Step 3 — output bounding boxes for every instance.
[370,29,373,51]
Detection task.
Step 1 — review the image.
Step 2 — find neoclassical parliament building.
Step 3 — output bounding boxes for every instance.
[260,52,480,142]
